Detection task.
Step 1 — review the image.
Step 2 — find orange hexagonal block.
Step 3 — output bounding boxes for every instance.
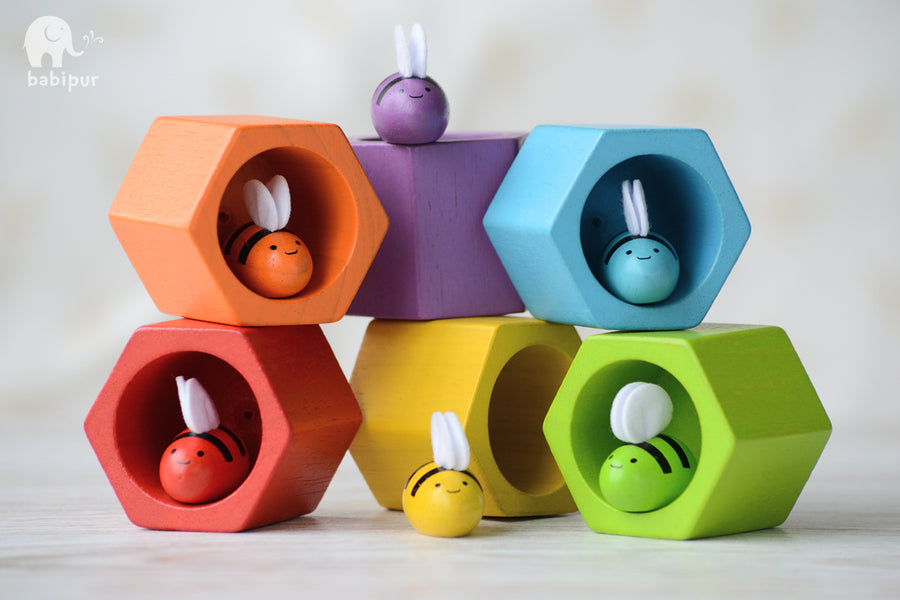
[84,318,362,532]
[110,115,388,326]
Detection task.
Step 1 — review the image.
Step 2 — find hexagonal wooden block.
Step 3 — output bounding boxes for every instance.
[349,317,581,517]
[348,133,524,320]
[543,324,832,539]
[110,115,388,326]
[484,126,751,330]
[84,318,362,532]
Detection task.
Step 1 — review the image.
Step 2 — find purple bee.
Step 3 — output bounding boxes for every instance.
[371,24,449,145]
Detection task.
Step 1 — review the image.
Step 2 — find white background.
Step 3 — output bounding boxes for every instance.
[1,2,899,595]
[3,0,898,473]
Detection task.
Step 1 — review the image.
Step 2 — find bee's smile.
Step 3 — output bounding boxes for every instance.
[176,460,191,465]
[409,93,424,98]
[285,250,298,255]
[610,464,622,469]
[636,255,651,260]
[445,488,461,494]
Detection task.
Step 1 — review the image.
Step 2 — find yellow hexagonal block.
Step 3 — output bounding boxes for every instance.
[349,317,581,517]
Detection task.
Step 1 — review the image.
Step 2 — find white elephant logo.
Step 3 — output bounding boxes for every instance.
[24,16,83,68]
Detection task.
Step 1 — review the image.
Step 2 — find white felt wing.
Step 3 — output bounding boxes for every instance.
[265,174,292,230]
[394,24,412,77]
[243,179,280,231]
[431,411,470,471]
[409,23,427,78]
[609,381,672,444]
[176,376,220,433]
[622,179,650,237]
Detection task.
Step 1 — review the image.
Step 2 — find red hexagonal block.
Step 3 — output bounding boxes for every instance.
[84,318,361,532]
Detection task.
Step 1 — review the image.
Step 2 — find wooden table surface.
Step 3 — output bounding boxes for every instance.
[1,407,897,599]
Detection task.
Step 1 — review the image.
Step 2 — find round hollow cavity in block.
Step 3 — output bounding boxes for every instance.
[484,125,750,331]
[543,324,832,540]
[85,318,362,532]
[349,317,581,517]
[110,115,388,326]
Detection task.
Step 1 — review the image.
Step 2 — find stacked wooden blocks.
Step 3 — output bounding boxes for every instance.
[484,125,832,539]
[346,133,583,518]
[84,116,831,538]
[85,116,388,532]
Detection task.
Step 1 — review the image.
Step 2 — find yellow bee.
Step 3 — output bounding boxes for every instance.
[402,412,484,537]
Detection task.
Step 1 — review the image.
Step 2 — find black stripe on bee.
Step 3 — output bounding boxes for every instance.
[633,436,692,474]
[238,228,273,265]
[407,464,482,497]
[218,425,247,457]
[635,441,672,474]
[603,233,678,265]
[375,75,443,106]
[173,430,235,462]
[657,434,690,469]
[224,222,255,257]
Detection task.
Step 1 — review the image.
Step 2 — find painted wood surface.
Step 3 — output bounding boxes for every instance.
[348,133,524,320]
[84,318,362,532]
[544,323,831,539]
[109,115,388,326]
[484,125,750,331]
[349,316,581,517]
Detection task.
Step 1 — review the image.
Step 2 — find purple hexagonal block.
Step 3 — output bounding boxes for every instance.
[348,133,525,320]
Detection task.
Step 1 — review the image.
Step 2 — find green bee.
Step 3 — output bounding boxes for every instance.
[598,382,695,512]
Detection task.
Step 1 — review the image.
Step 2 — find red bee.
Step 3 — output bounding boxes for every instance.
[159,376,250,504]
[223,174,313,298]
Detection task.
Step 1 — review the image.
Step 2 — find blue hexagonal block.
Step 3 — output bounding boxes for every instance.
[483,126,751,330]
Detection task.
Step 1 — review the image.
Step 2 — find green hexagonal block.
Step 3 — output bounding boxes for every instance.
[543,324,831,539]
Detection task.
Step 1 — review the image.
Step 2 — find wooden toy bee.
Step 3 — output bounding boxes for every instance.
[598,382,695,513]
[402,412,484,537]
[223,174,313,298]
[600,179,679,304]
[159,376,250,504]
[371,23,449,145]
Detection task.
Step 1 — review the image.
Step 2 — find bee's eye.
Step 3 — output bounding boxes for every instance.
[462,481,468,486]
[425,87,431,92]
[398,89,404,94]
[435,483,441,488]
[269,244,277,250]
[630,458,637,463]
[654,248,660,253]
[626,250,632,255]
[170,449,177,455]
[197,450,205,457]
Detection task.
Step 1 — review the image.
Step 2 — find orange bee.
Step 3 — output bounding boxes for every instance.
[223,174,313,298]
[159,376,250,504]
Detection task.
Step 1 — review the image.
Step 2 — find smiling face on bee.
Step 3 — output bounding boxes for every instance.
[371,24,448,145]
[159,427,249,505]
[401,412,484,537]
[158,376,250,505]
[402,463,484,537]
[599,179,680,304]
[599,434,694,513]
[598,382,696,513]
[223,175,313,298]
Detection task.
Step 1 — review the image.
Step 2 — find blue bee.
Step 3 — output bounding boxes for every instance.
[601,179,679,304]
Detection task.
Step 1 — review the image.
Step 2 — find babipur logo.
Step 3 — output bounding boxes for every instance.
[25,16,103,91]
